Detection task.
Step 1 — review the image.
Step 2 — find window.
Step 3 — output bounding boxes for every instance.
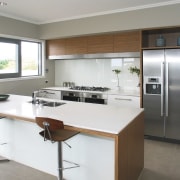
[0,37,43,79]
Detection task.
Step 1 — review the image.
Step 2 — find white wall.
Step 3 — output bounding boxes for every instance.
[0,16,39,39]
[39,4,180,39]
[55,58,140,90]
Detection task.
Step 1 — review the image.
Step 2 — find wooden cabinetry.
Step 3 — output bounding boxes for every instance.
[66,36,87,54]
[142,27,180,49]
[46,37,87,57]
[46,39,66,56]
[46,30,141,58]
[87,34,114,53]
[114,31,141,52]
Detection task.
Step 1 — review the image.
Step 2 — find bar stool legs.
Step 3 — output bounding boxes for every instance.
[57,141,80,180]
[58,142,63,180]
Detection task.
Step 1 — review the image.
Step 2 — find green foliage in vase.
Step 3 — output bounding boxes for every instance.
[112,69,121,74]
[129,66,140,77]
[112,69,121,87]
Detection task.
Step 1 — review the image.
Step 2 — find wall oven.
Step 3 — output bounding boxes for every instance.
[61,88,108,104]
[83,92,107,104]
[61,91,82,102]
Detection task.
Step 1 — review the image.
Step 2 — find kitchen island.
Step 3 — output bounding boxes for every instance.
[0,94,144,180]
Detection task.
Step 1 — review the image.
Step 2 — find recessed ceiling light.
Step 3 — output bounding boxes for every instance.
[0,2,7,6]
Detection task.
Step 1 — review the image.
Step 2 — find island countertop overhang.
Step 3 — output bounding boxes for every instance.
[0,94,144,135]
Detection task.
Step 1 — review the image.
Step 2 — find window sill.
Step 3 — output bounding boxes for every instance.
[0,76,45,82]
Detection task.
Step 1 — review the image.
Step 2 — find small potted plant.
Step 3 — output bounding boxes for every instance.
[129,66,140,87]
[112,69,121,88]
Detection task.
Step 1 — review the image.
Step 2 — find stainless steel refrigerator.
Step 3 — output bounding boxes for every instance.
[143,49,180,140]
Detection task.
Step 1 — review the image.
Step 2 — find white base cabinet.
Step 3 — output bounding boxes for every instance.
[0,118,115,180]
[0,118,13,159]
[108,94,140,108]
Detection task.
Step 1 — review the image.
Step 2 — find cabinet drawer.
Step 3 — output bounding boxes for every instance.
[108,95,140,108]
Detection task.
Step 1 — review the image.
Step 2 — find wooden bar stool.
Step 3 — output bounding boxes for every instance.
[36,117,80,180]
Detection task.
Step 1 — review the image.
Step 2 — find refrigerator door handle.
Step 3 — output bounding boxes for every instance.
[165,62,169,117]
[161,62,164,116]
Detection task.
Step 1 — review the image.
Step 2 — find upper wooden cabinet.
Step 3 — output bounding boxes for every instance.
[46,39,66,56]
[46,37,88,57]
[142,27,180,49]
[87,34,114,54]
[46,30,141,58]
[114,31,141,52]
[66,36,88,54]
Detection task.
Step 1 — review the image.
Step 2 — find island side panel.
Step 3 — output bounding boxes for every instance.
[115,128,128,180]
[115,111,144,180]
[127,112,144,180]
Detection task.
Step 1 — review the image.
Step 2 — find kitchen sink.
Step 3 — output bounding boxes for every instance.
[28,100,66,107]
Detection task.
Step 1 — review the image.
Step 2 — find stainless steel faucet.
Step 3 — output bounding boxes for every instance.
[32,91,39,104]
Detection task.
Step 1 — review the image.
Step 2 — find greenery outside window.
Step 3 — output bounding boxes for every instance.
[0,37,43,79]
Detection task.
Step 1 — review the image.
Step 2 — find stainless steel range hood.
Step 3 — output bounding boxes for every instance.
[48,52,140,60]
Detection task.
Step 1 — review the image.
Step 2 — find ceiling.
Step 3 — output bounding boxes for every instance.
[0,0,180,24]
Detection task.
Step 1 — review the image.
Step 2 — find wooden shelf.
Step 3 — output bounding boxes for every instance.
[142,27,180,49]
[142,46,180,50]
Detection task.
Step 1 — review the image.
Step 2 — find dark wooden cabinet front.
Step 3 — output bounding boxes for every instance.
[46,30,141,57]
[66,36,88,55]
[46,39,66,56]
[87,34,114,54]
[114,31,141,52]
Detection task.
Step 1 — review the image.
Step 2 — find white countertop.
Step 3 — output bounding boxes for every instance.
[0,94,143,134]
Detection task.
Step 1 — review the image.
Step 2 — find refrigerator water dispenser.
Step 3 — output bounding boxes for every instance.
[144,77,161,95]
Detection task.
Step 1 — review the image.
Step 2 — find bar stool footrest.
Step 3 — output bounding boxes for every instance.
[59,160,80,170]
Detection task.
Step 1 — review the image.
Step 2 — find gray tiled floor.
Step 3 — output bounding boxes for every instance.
[139,139,180,180]
[1,139,180,180]
[0,160,56,180]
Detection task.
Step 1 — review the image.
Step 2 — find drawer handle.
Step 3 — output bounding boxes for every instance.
[42,91,55,94]
[114,98,132,101]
